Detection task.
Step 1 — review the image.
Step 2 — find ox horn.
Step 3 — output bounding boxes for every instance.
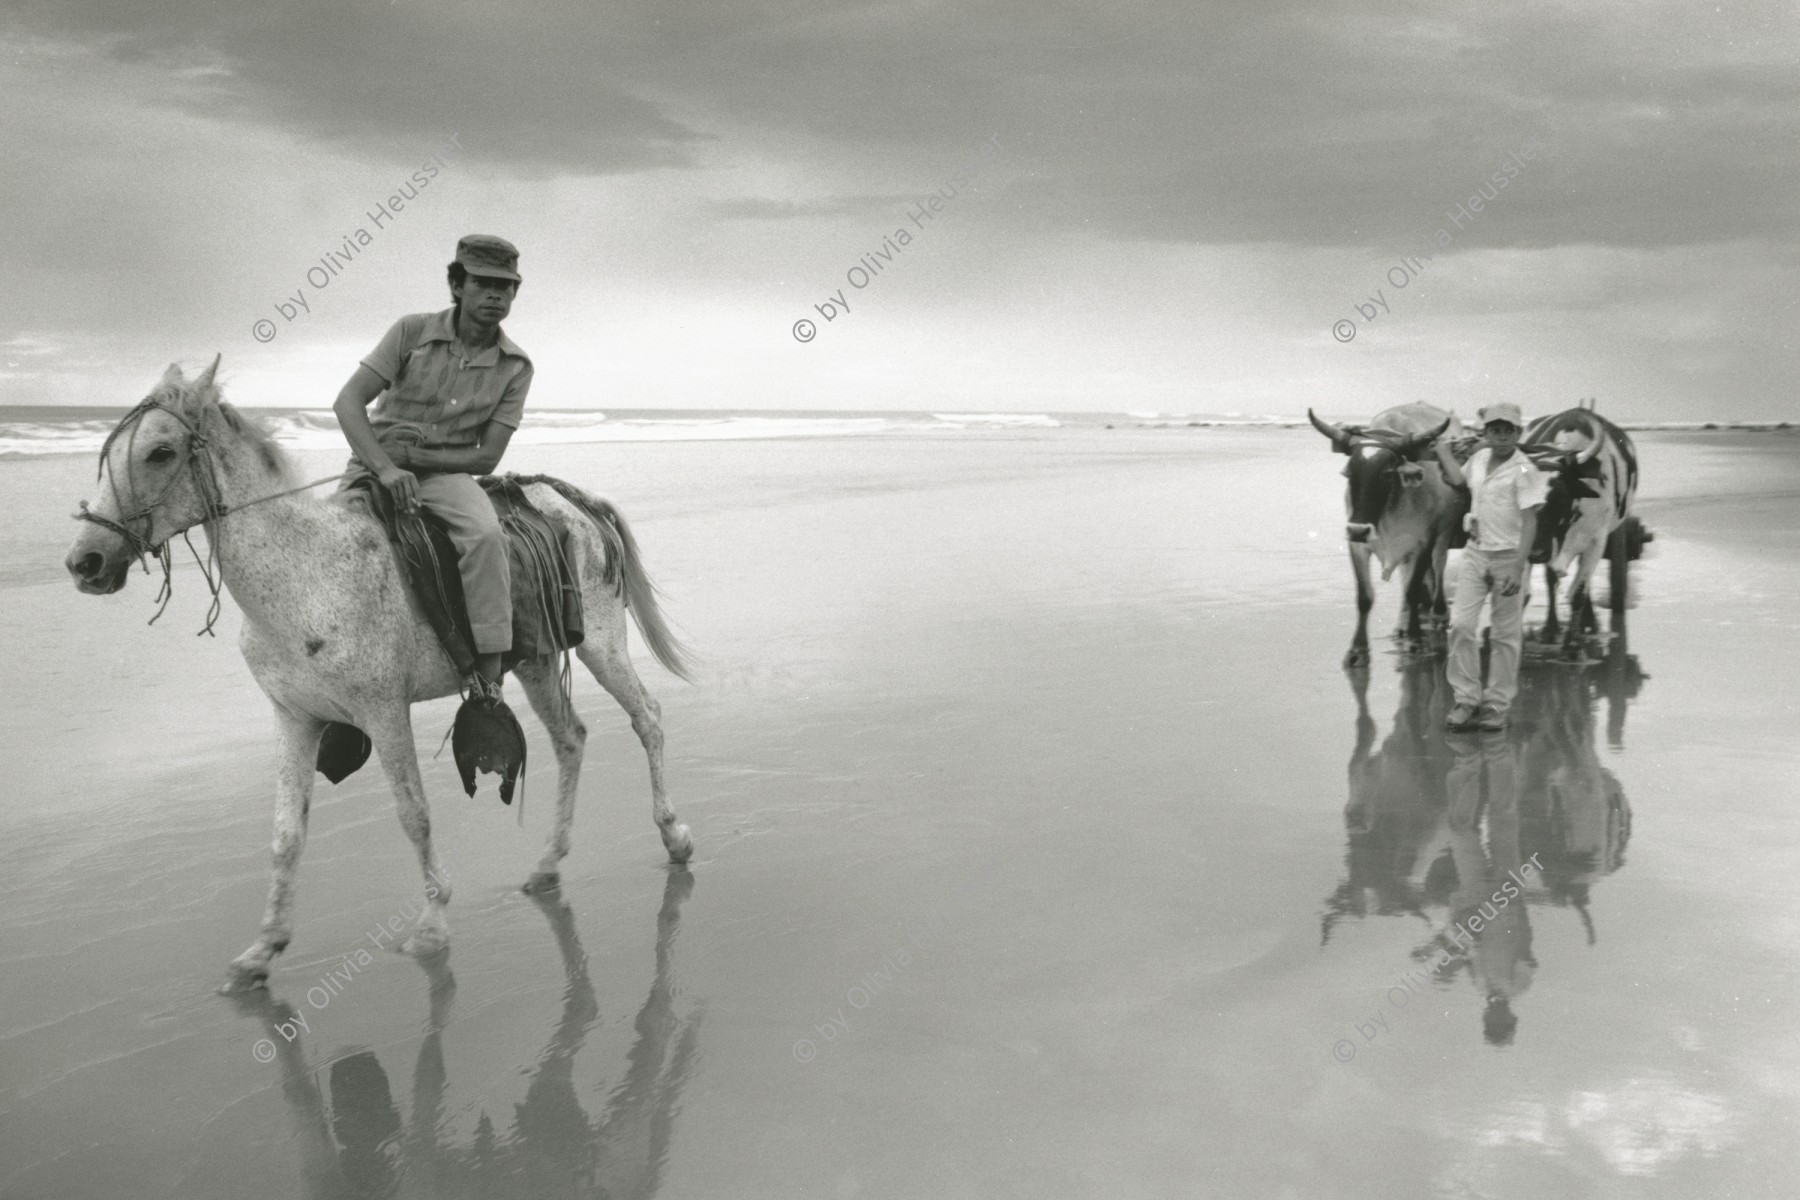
[1399,418,1451,457]
[1308,408,1353,452]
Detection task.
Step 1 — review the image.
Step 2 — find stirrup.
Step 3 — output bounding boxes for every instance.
[451,679,526,805]
[463,672,504,708]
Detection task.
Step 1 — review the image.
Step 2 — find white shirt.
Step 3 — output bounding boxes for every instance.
[1464,448,1548,552]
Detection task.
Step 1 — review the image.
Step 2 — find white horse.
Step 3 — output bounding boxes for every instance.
[65,360,694,990]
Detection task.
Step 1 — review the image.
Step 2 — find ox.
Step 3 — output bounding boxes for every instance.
[1310,403,1467,668]
[1521,402,1645,657]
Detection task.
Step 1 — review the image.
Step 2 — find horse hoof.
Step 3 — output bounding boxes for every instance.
[522,870,561,894]
[401,929,448,957]
[664,824,695,864]
[220,961,270,994]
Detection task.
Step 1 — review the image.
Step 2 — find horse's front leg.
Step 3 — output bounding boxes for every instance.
[367,708,453,954]
[225,705,325,991]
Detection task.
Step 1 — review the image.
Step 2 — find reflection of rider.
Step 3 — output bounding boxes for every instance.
[1439,735,1537,1045]
[234,869,697,1198]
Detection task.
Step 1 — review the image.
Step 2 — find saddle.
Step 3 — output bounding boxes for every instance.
[315,474,587,805]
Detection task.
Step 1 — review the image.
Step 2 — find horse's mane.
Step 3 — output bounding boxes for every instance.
[216,400,296,483]
[157,363,296,484]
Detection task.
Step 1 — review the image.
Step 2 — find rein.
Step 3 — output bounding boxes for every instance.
[73,397,345,635]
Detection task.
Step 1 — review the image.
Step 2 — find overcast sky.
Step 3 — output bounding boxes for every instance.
[3,1,1796,419]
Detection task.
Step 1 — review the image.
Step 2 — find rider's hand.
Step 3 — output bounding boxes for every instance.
[377,462,420,513]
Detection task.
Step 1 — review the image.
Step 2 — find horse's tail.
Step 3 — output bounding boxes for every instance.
[528,477,695,682]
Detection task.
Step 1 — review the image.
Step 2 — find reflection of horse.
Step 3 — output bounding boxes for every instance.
[231,869,699,1199]
[1323,652,1641,1042]
[63,363,695,990]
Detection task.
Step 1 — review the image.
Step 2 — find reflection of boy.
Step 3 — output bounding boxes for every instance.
[1435,402,1547,732]
[1438,737,1538,1045]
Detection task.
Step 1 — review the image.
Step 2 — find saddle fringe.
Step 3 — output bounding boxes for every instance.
[510,475,695,682]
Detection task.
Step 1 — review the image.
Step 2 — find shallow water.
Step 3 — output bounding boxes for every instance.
[2,427,1797,1198]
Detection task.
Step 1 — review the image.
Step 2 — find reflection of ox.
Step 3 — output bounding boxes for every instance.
[1512,659,1636,942]
[1521,402,1647,657]
[1322,651,1639,973]
[1310,403,1466,668]
[1321,659,1456,942]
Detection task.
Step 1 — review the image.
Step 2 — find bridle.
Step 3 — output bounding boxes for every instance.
[76,397,226,557]
[73,395,344,634]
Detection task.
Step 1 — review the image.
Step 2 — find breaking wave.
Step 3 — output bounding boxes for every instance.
[0,410,1071,458]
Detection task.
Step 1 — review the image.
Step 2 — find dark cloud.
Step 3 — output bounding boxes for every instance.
[7,0,1795,247]
[4,1,702,173]
[4,0,1797,420]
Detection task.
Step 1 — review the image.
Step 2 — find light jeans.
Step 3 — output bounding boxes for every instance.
[343,466,514,654]
[1448,548,1525,714]
[415,473,513,654]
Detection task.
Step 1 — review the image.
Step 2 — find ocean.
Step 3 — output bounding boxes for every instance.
[6,405,1781,462]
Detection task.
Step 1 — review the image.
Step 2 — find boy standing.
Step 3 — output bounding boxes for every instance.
[1434,403,1546,732]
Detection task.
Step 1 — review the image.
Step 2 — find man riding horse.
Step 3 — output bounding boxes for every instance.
[332,234,532,705]
[66,243,694,986]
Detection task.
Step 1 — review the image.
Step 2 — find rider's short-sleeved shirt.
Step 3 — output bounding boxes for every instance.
[1464,447,1547,553]
[357,308,532,455]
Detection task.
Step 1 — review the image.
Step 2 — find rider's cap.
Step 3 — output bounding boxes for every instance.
[454,234,521,282]
[1478,402,1523,428]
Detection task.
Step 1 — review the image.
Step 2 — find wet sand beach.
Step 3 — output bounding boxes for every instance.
[2,424,1798,1198]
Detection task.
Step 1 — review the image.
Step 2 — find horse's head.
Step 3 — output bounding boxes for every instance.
[65,357,229,593]
[1309,409,1449,543]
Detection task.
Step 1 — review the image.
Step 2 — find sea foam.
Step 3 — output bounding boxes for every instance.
[0,410,985,457]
